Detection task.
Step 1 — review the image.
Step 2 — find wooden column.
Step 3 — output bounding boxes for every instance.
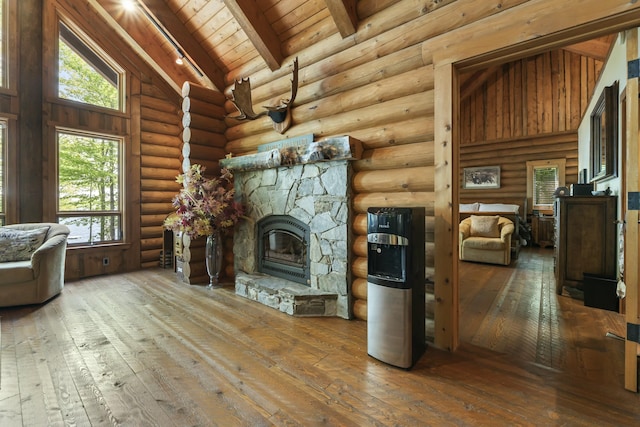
[180,81,227,175]
[178,81,229,285]
[433,61,458,352]
[18,0,43,222]
[624,28,639,393]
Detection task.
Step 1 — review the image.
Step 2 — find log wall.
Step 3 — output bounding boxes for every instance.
[220,2,608,322]
[223,5,442,321]
[459,132,579,209]
[139,77,182,270]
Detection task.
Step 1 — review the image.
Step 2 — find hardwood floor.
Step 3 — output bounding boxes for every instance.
[1,264,638,426]
[460,246,628,387]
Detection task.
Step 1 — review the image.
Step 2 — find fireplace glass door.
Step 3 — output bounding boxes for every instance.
[258,215,311,285]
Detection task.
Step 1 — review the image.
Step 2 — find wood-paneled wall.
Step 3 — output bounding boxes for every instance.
[458,49,599,212]
[460,50,603,144]
[139,78,182,269]
[459,132,579,209]
[36,1,185,279]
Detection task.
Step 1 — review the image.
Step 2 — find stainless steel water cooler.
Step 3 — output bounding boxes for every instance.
[367,207,425,369]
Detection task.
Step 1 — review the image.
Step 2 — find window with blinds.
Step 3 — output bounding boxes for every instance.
[533,166,559,207]
[526,159,565,215]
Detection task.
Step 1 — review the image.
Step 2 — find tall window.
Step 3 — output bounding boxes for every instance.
[0,120,5,225]
[0,0,6,87]
[526,159,566,213]
[58,21,122,111]
[57,130,122,245]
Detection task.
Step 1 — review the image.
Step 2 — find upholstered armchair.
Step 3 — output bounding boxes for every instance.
[459,216,514,266]
[0,223,70,307]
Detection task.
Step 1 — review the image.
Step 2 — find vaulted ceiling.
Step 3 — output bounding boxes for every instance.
[87,0,616,99]
[459,34,617,100]
[90,0,361,94]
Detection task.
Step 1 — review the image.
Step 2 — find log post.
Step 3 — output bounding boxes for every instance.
[178,81,231,285]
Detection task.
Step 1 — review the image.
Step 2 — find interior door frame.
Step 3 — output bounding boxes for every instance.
[431,2,640,391]
[624,29,639,393]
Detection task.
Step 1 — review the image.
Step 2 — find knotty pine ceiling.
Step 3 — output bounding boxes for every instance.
[90,0,615,98]
[92,0,366,94]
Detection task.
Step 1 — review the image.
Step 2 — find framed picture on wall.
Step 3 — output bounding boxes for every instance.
[463,166,501,189]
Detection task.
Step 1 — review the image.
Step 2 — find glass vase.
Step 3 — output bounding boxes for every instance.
[205,231,223,289]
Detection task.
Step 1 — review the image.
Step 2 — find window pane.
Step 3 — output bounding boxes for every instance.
[0,120,5,225]
[58,22,120,110]
[58,131,122,244]
[0,0,5,87]
[60,215,121,245]
[533,166,558,206]
[58,132,120,211]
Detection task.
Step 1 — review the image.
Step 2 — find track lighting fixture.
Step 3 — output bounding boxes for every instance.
[122,0,203,77]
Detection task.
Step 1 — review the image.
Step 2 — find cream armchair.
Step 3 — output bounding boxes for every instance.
[0,223,70,307]
[459,216,514,266]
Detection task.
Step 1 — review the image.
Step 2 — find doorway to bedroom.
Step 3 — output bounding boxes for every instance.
[455,30,627,386]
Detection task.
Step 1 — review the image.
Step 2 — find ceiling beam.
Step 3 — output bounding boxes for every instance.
[325,0,358,37]
[140,0,226,91]
[223,0,283,71]
[86,0,185,95]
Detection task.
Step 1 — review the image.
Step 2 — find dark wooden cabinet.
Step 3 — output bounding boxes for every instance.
[532,215,554,248]
[554,196,617,294]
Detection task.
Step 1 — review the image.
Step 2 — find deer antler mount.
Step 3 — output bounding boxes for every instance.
[229,58,299,134]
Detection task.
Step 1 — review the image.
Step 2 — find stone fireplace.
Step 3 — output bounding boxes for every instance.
[229,136,359,319]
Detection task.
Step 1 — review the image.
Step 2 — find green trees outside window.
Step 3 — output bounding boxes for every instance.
[58,21,121,110]
[56,20,124,244]
[58,131,121,244]
[0,120,5,226]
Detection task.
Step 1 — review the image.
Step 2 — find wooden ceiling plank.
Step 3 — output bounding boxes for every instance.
[196,9,237,44]
[86,0,185,95]
[272,0,326,37]
[177,0,226,38]
[203,28,254,75]
[282,13,337,56]
[208,19,250,56]
[563,34,616,62]
[141,0,226,91]
[324,0,358,37]
[223,0,283,70]
[264,0,305,25]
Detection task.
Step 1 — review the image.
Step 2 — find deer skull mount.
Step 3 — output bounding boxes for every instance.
[229,58,299,134]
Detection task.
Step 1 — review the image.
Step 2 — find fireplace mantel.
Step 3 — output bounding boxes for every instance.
[220,135,362,172]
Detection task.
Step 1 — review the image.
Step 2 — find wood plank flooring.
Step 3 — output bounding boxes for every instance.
[460,247,628,386]
[0,256,638,426]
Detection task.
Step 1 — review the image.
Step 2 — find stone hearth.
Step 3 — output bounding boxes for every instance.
[233,156,354,319]
[235,273,338,316]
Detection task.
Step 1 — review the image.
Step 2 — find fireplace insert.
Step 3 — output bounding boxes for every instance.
[257,215,310,286]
